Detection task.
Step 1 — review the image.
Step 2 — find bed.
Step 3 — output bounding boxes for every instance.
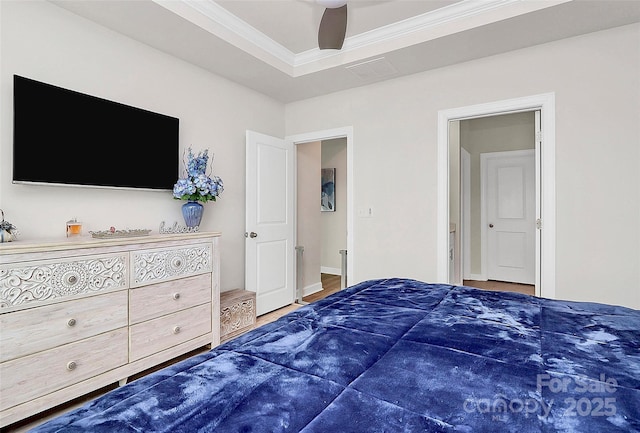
[29,278,640,432]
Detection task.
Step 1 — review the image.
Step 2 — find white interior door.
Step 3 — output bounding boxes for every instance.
[246,130,295,315]
[483,150,535,285]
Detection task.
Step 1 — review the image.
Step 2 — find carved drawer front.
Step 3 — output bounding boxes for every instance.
[0,253,128,309]
[129,274,211,325]
[129,303,212,361]
[0,290,128,362]
[0,328,128,411]
[131,243,212,288]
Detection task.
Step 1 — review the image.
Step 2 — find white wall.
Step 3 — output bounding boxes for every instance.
[286,23,640,309]
[0,0,285,293]
[2,1,638,309]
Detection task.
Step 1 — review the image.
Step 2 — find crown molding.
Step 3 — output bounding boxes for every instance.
[181,0,296,62]
[154,0,572,77]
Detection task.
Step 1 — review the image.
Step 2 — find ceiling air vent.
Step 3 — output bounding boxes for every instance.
[345,57,397,81]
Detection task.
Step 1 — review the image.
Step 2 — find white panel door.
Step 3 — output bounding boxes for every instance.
[484,150,535,284]
[246,131,295,315]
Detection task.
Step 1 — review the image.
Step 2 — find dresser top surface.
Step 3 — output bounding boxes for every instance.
[0,231,221,256]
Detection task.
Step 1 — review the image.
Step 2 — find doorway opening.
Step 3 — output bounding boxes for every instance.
[287,126,354,302]
[245,128,353,316]
[456,113,536,295]
[296,137,348,300]
[437,93,556,299]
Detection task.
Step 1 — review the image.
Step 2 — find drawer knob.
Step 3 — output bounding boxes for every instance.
[173,326,181,334]
[67,318,77,327]
[67,361,77,371]
[173,293,180,300]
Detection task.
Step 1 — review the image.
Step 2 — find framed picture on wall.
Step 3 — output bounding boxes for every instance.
[321,168,335,212]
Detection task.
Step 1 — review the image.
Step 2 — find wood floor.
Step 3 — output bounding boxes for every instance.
[463,279,535,296]
[255,273,342,327]
[305,273,342,302]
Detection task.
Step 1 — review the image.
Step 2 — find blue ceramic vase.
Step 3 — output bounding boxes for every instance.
[182,201,204,227]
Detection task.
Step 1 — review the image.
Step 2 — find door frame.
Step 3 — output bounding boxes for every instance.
[286,126,355,288]
[437,93,556,299]
[461,147,471,282]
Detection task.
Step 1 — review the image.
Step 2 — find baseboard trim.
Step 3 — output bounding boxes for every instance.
[465,274,486,282]
[303,282,323,297]
[321,267,341,275]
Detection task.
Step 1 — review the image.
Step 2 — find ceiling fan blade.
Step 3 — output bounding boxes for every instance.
[318,4,347,50]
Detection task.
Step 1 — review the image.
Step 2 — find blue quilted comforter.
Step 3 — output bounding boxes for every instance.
[30,278,640,432]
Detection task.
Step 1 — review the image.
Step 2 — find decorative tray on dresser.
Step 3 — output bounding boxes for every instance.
[0,231,221,428]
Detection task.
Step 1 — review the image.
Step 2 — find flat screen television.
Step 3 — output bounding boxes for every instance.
[13,75,179,191]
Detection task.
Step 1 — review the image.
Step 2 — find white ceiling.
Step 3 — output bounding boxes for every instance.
[50,0,640,103]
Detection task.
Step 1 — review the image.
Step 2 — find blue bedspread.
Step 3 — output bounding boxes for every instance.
[30,278,640,432]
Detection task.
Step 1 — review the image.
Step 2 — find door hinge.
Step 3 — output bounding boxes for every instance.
[536,218,542,229]
[535,130,543,143]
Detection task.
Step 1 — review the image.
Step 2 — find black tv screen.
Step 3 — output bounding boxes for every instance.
[13,75,179,191]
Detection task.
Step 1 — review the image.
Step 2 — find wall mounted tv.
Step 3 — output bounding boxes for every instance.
[13,75,179,191]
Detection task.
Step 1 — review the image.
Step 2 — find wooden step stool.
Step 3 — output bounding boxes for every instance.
[220,289,256,342]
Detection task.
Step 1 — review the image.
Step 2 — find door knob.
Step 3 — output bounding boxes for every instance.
[245,231,258,238]
[489,224,494,228]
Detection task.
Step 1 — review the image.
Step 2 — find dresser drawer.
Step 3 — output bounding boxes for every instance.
[0,290,128,362]
[0,253,128,309]
[130,303,212,361]
[0,328,128,411]
[130,274,211,325]
[131,243,212,288]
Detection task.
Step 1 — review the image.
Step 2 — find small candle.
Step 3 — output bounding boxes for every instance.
[66,219,82,237]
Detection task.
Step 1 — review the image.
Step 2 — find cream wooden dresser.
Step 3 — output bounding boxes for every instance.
[0,231,220,428]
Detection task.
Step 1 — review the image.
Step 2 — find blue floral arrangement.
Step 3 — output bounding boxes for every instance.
[173,147,224,203]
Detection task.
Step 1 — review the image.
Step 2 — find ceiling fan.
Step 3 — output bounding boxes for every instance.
[317,0,348,50]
